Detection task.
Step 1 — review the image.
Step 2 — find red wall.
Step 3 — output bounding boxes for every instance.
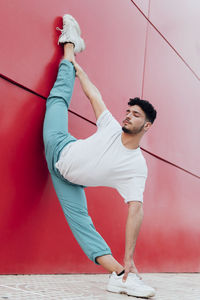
[0,0,200,274]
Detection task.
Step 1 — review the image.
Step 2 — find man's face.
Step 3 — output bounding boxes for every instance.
[122,105,151,134]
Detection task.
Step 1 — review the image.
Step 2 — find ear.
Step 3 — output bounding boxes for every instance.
[144,121,152,132]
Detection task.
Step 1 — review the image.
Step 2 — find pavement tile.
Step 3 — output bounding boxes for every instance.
[0,273,199,300]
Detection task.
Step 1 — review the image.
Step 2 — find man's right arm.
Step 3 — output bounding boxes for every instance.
[73,61,107,121]
[123,201,143,281]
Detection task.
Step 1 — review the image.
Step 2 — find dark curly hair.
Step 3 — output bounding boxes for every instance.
[128,97,157,124]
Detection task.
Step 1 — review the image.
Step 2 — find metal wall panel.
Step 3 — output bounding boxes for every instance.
[142,24,200,176]
[137,151,200,272]
[0,0,147,124]
[1,0,199,274]
[132,0,149,16]
[149,0,200,78]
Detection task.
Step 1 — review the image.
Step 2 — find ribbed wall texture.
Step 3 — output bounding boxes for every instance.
[0,0,199,274]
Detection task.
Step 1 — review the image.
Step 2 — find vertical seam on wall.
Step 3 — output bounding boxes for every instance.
[130,0,199,81]
[141,0,151,99]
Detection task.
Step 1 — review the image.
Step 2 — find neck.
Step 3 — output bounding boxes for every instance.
[121,131,143,150]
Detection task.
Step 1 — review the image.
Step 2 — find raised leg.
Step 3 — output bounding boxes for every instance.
[43,45,77,174]
[43,58,75,145]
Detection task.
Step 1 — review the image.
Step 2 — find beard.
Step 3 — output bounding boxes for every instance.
[122,122,145,134]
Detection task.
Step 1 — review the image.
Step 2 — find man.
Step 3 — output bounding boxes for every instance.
[43,14,157,298]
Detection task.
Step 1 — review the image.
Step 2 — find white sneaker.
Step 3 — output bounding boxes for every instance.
[107,272,156,298]
[56,14,85,53]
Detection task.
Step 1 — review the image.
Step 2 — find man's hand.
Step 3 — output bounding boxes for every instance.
[71,60,107,120]
[72,60,83,78]
[123,258,142,282]
[123,201,143,281]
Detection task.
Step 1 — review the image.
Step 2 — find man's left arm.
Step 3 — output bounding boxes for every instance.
[123,201,144,281]
[73,61,107,120]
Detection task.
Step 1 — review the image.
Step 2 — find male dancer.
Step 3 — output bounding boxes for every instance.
[43,14,157,298]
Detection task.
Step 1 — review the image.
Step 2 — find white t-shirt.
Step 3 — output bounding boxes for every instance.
[55,110,148,203]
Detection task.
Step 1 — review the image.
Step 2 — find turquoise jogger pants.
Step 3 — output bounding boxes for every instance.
[43,59,112,264]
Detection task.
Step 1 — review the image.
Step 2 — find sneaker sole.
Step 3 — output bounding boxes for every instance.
[107,285,155,298]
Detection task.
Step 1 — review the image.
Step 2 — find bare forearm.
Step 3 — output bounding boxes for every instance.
[74,62,106,119]
[124,203,143,261]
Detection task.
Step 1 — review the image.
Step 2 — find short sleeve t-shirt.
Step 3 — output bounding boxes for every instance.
[55,110,148,203]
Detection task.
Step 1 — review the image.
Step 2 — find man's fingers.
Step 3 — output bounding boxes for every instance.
[132,265,142,280]
[122,272,128,282]
[135,268,142,280]
[136,272,142,280]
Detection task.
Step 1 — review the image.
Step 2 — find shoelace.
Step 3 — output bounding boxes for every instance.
[56,27,63,33]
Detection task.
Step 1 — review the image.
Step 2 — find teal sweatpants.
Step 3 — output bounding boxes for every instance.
[43,59,112,264]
